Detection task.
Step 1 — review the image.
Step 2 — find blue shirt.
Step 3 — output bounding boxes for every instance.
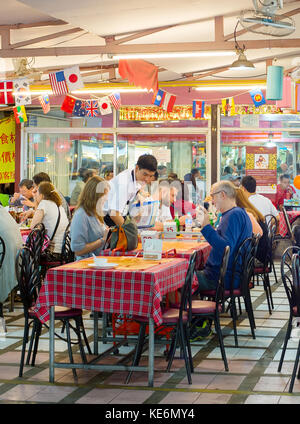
[201,207,252,289]
[70,207,106,260]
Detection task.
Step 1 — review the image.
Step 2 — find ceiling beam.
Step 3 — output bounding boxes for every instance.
[9,28,84,49]
[0,20,67,30]
[109,25,174,45]
[1,38,300,57]
[214,16,224,42]
[224,7,300,41]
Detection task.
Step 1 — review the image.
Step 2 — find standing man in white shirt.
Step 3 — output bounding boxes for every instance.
[241,176,279,225]
[103,154,157,227]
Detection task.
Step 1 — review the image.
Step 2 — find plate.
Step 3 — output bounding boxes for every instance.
[87,263,118,269]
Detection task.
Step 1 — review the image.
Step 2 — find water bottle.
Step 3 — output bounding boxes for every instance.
[185,212,193,232]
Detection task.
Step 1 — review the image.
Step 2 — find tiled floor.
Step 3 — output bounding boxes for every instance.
[0,261,299,404]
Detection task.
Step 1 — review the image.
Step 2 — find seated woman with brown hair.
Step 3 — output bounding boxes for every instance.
[70,176,110,260]
[30,181,69,260]
[235,187,263,236]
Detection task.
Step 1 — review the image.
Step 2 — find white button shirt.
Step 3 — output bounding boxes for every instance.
[103,168,142,216]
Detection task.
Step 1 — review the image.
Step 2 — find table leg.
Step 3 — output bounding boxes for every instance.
[93,311,99,355]
[49,306,55,383]
[148,317,154,387]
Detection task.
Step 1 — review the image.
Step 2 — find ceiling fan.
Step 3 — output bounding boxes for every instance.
[239,0,295,37]
[10,58,43,82]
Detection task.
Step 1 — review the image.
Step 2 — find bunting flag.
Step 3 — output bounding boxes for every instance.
[98,96,112,115]
[249,88,266,107]
[64,65,84,92]
[221,97,235,116]
[109,92,121,109]
[118,59,158,92]
[152,89,176,112]
[61,95,76,113]
[192,100,205,118]
[13,78,31,105]
[13,105,27,123]
[0,81,14,105]
[73,100,86,117]
[85,100,100,117]
[38,94,50,114]
[49,70,68,96]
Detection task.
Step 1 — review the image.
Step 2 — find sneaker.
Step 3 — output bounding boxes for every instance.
[190,319,213,341]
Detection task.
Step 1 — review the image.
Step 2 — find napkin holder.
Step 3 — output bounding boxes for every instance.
[143,238,163,260]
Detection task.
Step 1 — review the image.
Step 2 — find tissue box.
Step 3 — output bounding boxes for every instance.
[141,230,159,249]
[163,222,177,239]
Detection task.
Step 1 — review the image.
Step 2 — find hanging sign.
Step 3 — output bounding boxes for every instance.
[245,146,277,197]
[0,116,15,183]
[119,105,211,121]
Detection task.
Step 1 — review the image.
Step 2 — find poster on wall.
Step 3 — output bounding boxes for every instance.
[0,116,16,183]
[245,146,277,199]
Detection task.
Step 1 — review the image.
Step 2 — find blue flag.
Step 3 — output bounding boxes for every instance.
[73,100,86,117]
[250,89,266,107]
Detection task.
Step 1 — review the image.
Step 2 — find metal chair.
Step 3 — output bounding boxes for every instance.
[15,246,91,378]
[0,236,6,318]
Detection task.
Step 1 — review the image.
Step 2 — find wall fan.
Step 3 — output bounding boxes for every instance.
[11,58,43,81]
[239,0,295,37]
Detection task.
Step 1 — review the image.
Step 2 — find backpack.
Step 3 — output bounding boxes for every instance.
[255,219,269,264]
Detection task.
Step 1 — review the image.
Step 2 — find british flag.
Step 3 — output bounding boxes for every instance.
[108,92,121,110]
[85,100,100,117]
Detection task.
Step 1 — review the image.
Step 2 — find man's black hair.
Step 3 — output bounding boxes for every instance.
[241,175,256,193]
[280,173,290,181]
[136,154,157,172]
[32,172,51,185]
[19,179,33,189]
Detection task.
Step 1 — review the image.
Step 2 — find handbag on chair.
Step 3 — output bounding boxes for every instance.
[109,216,138,252]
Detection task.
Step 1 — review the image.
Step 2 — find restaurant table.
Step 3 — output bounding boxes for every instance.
[278,210,300,237]
[33,256,189,386]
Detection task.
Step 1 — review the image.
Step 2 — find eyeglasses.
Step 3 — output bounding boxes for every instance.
[211,190,223,198]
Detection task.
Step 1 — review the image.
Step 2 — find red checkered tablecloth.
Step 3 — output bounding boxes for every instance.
[20,228,31,243]
[33,257,188,327]
[278,211,300,237]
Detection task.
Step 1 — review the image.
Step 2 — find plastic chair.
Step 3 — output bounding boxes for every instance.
[277,245,300,392]
[125,252,197,385]
[253,214,277,314]
[15,246,91,378]
[189,245,230,371]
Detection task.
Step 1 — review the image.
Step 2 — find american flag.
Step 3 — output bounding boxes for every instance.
[49,71,68,96]
[85,100,100,117]
[108,92,121,110]
[38,94,50,114]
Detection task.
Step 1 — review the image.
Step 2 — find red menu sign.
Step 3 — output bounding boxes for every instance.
[245,146,277,201]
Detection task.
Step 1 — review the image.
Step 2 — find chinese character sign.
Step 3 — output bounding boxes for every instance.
[0,116,16,183]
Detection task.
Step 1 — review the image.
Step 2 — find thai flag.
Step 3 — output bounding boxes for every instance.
[108,92,121,110]
[153,89,176,112]
[49,71,68,96]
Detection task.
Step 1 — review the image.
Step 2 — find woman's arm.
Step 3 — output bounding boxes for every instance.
[30,209,44,229]
[75,238,104,257]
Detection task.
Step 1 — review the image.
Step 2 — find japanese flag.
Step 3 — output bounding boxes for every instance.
[64,65,84,91]
[98,96,112,115]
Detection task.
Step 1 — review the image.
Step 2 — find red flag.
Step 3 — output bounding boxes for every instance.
[61,95,76,113]
[118,59,158,92]
[0,81,14,104]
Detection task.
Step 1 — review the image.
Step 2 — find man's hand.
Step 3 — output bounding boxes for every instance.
[198,205,210,227]
[21,199,35,208]
[11,192,21,203]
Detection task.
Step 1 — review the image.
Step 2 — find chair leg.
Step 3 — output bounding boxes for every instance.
[31,320,42,367]
[214,316,229,371]
[230,298,239,347]
[266,273,274,309]
[19,318,30,377]
[262,274,272,315]
[79,316,92,355]
[272,260,279,285]
[243,294,256,339]
[289,338,300,393]
[178,321,192,384]
[237,297,242,316]
[125,322,147,384]
[186,324,194,373]
[166,326,179,373]
[26,320,37,365]
[74,317,87,364]
[64,320,77,379]
[278,316,293,372]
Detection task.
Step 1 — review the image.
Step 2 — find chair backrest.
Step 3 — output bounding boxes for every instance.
[179,251,197,322]
[61,223,75,263]
[231,235,259,294]
[263,214,278,265]
[215,245,230,305]
[0,236,5,269]
[281,245,300,312]
[282,206,293,239]
[15,246,41,313]
[25,223,46,264]
[292,253,300,314]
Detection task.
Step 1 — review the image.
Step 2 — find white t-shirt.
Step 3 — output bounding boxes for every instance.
[248,194,279,218]
[103,168,142,216]
[37,200,69,253]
